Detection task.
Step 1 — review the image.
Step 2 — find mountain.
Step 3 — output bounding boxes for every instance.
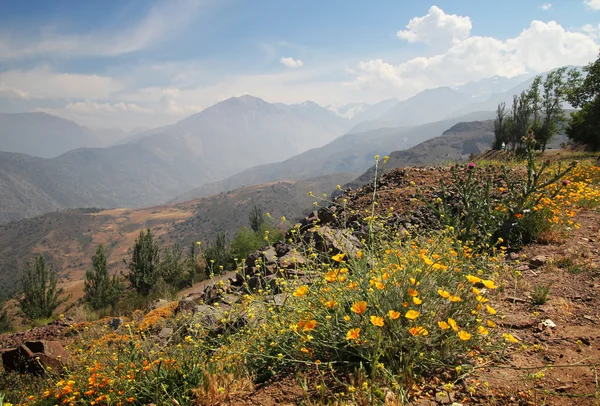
[453,74,534,102]
[327,98,399,123]
[171,111,496,200]
[349,88,472,133]
[346,120,496,189]
[0,96,354,223]
[0,112,103,158]
[0,173,354,302]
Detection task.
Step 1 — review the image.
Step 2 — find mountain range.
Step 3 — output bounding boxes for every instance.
[0,72,560,223]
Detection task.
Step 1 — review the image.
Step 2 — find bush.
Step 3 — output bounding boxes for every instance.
[126,229,161,296]
[84,245,123,311]
[18,256,68,320]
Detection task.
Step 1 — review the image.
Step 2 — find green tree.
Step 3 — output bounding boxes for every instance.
[18,256,67,320]
[203,232,230,276]
[537,67,568,151]
[126,229,161,295]
[249,205,266,233]
[230,226,265,260]
[566,54,600,150]
[84,245,123,310]
[493,102,509,150]
[159,243,187,289]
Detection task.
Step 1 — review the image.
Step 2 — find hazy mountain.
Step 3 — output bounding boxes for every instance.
[172,111,496,200]
[327,98,399,123]
[0,112,103,158]
[346,120,496,189]
[454,73,534,102]
[0,95,355,222]
[349,88,472,133]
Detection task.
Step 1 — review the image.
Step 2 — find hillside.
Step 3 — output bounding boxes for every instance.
[0,97,353,223]
[0,112,103,158]
[0,173,353,301]
[173,112,496,200]
[347,120,495,188]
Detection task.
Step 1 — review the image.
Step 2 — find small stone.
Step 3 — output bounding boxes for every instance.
[158,328,173,339]
[541,319,556,329]
[530,255,548,268]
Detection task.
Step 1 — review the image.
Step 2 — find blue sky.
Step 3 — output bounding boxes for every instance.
[0,0,599,129]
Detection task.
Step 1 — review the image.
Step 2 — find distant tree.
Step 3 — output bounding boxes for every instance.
[508,92,532,150]
[127,229,161,295]
[18,256,67,320]
[203,232,230,276]
[528,76,543,137]
[184,243,203,284]
[159,243,187,289]
[537,67,568,151]
[84,245,123,310]
[230,226,265,260]
[493,102,508,150]
[249,205,266,233]
[566,53,600,150]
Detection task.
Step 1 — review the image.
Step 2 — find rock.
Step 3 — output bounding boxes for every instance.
[158,328,173,339]
[305,226,361,257]
[278,252,307,269]
[2,340,68,375]
[150,299,171,311]
[176,293,204,313]
[107,317,125,330]
[529,255,548,268]
[541,319,556,329]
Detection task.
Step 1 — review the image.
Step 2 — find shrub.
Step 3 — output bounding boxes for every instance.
[18,256,68,320]
[530,283,552,306]
[84,245,123,311]
[127,229,161,296]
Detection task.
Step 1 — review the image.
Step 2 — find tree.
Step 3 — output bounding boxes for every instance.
[566,54,600,150]
[230,226,265,260]
[127,229,161,295]
[249,205,265,233]
[528,76,543,137]
[19,256,67,320]
[159,243,187,289]
[493,102,508,150]
[507,92,532,150]
[203,232,230,276]
[84,245,123,310]
[537,67,568,151]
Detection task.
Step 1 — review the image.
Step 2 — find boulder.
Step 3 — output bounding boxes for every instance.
[2,340,68,375]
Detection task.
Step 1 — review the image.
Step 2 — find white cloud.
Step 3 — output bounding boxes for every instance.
[584,0,600,10]
[280,57,304,68]
[0,81,30,99]
[0,66,122,99]
[540,3,552,10]
[348,8,599,100]
[0,0,204,60]
[66,100,152,114]
[397,5,472,52]
[582,23,600,38]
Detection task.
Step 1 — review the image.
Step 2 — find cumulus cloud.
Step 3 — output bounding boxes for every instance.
[582,23,600,38]
[397,5,472,52]
[0,66,121,99]
[348,7,599,99]
[280,57,304,68]
[540,3,552,10]
[0,0,204,60]
[584,0,600,10]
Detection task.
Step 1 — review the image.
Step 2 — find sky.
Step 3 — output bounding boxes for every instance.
[0,0,599,130]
